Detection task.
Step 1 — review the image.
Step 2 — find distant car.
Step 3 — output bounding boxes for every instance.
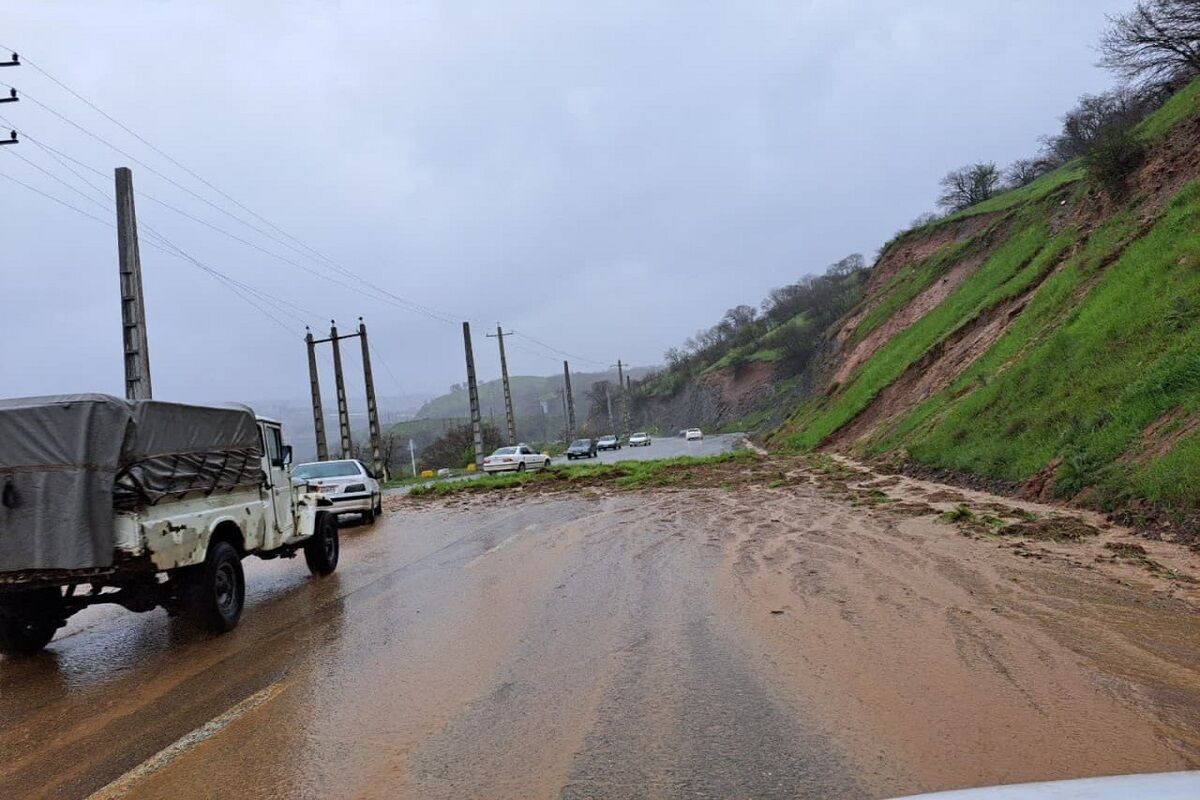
[685,428,703,441]
[628,432,651,447]
[597,435,622,451]
[292,458,383,522]
[482,444,552,473]
[566,438,598,459]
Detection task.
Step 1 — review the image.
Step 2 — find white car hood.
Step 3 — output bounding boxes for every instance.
[890,772,1200,799]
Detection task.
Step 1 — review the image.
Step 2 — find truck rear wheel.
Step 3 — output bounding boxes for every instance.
[304,512,339,576]
[184,541,245,633]
[0,588,65,656]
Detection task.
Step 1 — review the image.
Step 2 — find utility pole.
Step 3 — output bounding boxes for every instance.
[562,361,576,440]
[486,325,518,445]
[409,438,417,477]
[615,360,631,439]
[329,321,353,459]
[115,167,152,400]
[305,328,329,461]
[604,382,615,434]
[462,322,485,469]
[357,319,385,478]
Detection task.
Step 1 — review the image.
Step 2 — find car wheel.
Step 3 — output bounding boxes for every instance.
[304,512,339,576]
[374,496,384,517]
[0,587,65,656]
[543,459,551,470]
[184,541,245,633]
[518,462,526,473]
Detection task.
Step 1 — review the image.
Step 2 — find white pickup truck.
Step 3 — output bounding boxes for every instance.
[0,394,340,655]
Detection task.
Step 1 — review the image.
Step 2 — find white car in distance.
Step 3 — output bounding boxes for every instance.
[628,432,652,447]
[483,445,552,474]
[685,428,704,441]
[292,459,383,523]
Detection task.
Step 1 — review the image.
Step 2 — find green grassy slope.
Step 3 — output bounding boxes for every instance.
[776,78,1200,516]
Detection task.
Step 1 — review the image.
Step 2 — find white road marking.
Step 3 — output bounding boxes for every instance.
[86,681,286,800]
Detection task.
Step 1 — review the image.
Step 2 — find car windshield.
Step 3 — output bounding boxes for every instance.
[570,440,590,447]
[633,432,647,437]
[293,461,360,479]
[492,447,519,456]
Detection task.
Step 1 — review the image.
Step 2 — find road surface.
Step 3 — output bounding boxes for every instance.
[2,457,1199,799]
[552,431,744,465]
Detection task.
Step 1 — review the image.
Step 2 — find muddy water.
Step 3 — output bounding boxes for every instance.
[1,481,1197,799]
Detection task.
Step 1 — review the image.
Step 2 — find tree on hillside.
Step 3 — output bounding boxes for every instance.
[1042,89,1153,164]
[937,163,1000,212]
[1100,0,1200,88]
[1004,158,1053,188]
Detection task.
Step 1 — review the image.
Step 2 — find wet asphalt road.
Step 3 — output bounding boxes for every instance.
[0,488,858,800]
[552,431,744,466]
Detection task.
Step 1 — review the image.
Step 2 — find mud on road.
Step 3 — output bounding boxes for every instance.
[2,453,1199,798]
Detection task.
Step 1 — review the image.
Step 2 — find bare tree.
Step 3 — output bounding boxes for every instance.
[1042,89,1152,164]
[1100,1,1200,87]
[937,163,1001,212]
[1005,158,1052,188]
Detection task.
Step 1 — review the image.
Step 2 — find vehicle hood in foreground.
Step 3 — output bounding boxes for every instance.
[890,772,1200,799]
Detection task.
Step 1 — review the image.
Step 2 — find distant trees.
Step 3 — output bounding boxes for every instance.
[937,163,1001,212]
[1099,0,1200,88]
[418,422,503,470]
[655,254,870,384]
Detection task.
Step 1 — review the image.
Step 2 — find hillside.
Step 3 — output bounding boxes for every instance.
[770,78,1200,535]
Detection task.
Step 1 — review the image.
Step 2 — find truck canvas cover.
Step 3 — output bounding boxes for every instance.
[0,394,263,571]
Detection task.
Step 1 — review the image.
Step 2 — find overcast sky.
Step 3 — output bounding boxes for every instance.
[3,0,1128,407]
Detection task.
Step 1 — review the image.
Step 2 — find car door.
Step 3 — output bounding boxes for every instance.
[519,446,536,468]
[261,423,296,545]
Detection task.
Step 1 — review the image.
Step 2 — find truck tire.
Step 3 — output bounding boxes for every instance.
[0,588,64,656]
[304,512,339,576]
[185,541,245,633]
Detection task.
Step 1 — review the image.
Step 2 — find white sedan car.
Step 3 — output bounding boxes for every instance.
[483,445,552,474]
[685,428,704,441]
[628,432,652,447]
[292,458,383,522]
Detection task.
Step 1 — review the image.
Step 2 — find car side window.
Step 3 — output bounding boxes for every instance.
[265,427,283,467]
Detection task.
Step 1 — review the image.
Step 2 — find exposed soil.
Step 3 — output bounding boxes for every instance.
[832,251,989,387]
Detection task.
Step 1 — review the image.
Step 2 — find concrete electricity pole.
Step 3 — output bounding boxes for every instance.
[329,321,353,459]
[115,167,152,400]
[562,361,576,440]
[305,327,329,461]
[615,360,631,439]
[462,322,485,469]
[486,325,518,445]
[604,382,614,434]
[357,318,385,478]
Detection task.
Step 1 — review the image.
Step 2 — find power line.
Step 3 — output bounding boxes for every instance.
[1,49,609,366]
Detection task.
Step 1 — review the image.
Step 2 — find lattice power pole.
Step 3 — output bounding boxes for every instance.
[115,167,152,400]
[462,322,485,468]
[305,327,329,461]
[486,325,517,444]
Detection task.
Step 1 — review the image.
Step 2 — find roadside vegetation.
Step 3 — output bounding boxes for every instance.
[407,451,758,497]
